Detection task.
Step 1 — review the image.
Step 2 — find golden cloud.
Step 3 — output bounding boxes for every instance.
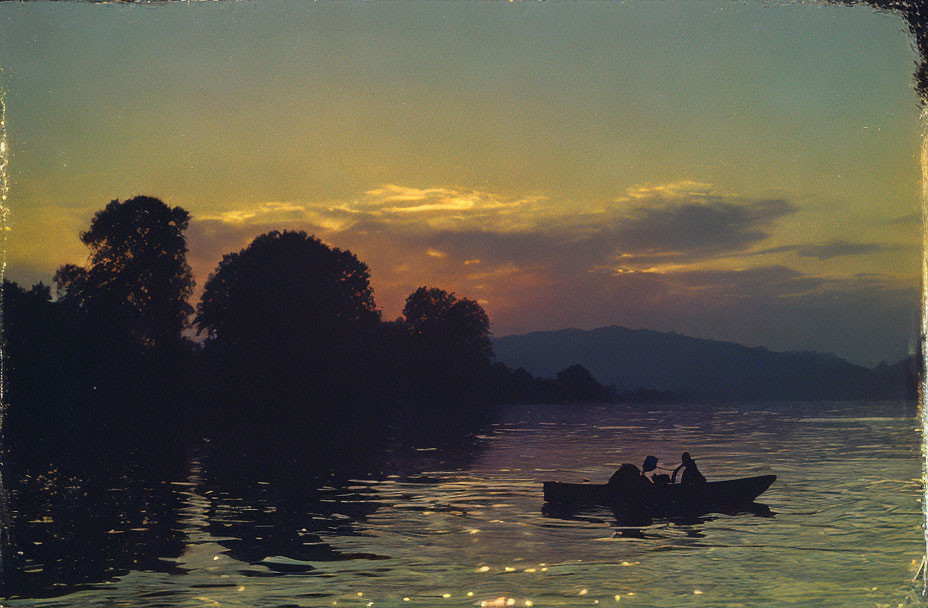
[615,181,715,203]
[196,185,549,236]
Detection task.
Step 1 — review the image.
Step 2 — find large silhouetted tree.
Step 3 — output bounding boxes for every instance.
[196,230,379,347]
[54,196,194,349]
[398,286,493,426]
[195,230,383,452]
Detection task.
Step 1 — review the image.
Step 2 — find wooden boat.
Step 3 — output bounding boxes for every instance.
[543,475,776,515]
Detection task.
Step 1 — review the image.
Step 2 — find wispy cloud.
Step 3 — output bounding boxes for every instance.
[755,240,894,260]
[196,201,356,232]
[193,182,794,265]
[183,181,857,301]
[608,183,795,261]
[199,185,549,235]
[889,212,921,225]
[615,180,715,203]
[356,184,547,231]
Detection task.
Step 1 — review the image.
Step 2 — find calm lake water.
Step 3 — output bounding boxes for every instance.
[2,401,926,607]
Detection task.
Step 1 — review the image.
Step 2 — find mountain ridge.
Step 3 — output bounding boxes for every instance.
[491,325,914,402]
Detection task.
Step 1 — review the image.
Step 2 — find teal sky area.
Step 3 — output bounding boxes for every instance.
[0,0,922,366]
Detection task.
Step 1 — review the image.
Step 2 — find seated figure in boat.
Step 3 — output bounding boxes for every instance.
[608,458,662,492]
[607,463,648,489]
[607,463,657,507]
[671,452,706,485]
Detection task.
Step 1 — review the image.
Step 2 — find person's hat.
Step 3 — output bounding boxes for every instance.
[642,455,658,473]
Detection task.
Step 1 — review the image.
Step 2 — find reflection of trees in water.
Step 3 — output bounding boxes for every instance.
[0,466,185,599]
[1,451,395,600]
[0,397,495,599]
[195,429,492,575]
[196,449,388,574]
[381,431,495,480]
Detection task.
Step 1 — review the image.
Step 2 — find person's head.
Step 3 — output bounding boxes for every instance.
[642,455,658,473]
[681,452,692,464]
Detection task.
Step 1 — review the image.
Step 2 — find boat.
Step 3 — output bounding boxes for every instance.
[543,475,776,515]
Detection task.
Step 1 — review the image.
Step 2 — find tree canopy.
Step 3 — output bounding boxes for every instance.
[53,195,194,348]
[402,286,492,364]
[398,286,493,413]
[195,230,379,346]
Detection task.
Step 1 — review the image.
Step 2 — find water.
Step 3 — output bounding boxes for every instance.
[2,401,925,607]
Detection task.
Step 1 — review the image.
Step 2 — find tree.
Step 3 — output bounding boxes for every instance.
[399,286,493,418]
[54,196,194,349]
[554,364,611,403]
[402,286,492,363]
[194,231,383,449]
[195,230,379,348]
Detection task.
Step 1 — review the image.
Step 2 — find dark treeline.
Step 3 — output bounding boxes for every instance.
[488,362,682,405]
[2,196,606,482]
[3,197,200,477]
[491,362,607,404]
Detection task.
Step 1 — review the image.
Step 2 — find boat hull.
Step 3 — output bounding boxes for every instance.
[543,475,776,514]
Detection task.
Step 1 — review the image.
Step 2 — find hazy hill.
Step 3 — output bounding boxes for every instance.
[492,326,916,402]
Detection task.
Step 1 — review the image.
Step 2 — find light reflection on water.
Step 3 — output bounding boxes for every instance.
[3,401,925,607]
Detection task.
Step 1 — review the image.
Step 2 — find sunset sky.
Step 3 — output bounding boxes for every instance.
[0,1,922,366]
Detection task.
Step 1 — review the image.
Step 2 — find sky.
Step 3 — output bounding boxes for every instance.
[0,0,922,366]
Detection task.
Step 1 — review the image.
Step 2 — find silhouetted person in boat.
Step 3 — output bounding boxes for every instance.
[608,464,655,520]
[609,456,661,488]
[609,463,651,489]
[671,452,706,485]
